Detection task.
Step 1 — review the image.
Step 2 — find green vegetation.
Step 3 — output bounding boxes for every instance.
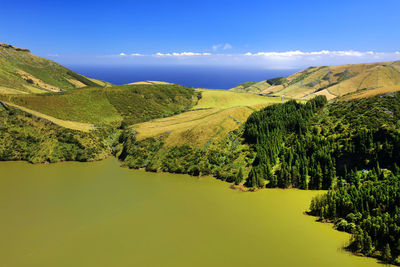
[0,82,195,164]
[229,81,271,94]
[2,88,122,124]
[0,105,111,163]
[1,84,195,125]
[104,84,194,124]
[0,42,105,94]
[243,96,330,188]
[309,169,400,264]
[243,92,400,189]
[66,70,102,87]
[118,128,252,181]
[266,77,286,85]
[236,81,258,89]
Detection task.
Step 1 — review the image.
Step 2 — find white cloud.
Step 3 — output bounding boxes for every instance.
[244,50,369,57]
[238,50,400,69]
[154,52,211,57]
[213,43,232,51]
[87,50,400,69]
[223,43,232,50]
[154,52,171,56]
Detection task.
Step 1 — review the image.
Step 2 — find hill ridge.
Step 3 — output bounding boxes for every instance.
[0,42,108,94]
[230,60,400,100]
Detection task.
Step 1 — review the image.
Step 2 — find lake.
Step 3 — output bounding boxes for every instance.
[0,158,381,267]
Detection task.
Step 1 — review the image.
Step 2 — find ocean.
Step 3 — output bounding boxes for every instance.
[67,65,298,89]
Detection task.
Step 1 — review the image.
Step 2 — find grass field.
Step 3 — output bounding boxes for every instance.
[195,89,282,109]
[133,89,285,146]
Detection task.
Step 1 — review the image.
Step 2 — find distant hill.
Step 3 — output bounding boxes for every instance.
[0,42,110,94]
[230,81,270,93]
[128,81,173,85]
[230,61,400,100]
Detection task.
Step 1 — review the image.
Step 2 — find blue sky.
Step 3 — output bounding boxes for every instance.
[2,0,400,69]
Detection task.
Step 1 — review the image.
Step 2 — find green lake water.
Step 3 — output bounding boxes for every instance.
[0,158,381,267]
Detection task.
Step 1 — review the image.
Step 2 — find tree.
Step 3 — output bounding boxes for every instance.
[383,243,392,263]
[362,233,373,255]
[235,168,243,185]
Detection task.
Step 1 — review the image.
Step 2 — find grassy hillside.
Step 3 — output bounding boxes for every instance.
[230,61,400,100]
[229,80,271,93]
[0,42,107,94]
[195,89,281,108]
[0,101,94,131]
[133,89,285,147]
[128,81,173,85]
[0,104,109,163]
[0,84,195,125]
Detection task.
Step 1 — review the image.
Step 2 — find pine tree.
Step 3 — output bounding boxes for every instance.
[362,233,373,255]
[383,243,392,263]
[235,168,243,185]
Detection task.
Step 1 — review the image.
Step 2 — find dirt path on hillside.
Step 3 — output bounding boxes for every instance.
[1,101,94,132]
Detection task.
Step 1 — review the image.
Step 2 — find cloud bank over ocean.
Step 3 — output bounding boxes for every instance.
[49,50,400,69]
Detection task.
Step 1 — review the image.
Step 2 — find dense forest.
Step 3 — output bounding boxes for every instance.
[243,93,400,189]
[309,169,400,264]
[243,96,330,189]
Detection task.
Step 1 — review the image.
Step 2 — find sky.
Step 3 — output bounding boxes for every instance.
[1,0,400,69]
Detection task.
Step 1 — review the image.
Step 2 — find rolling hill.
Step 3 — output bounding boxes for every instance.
[133,89,285,147]
[0,84,195,126]
[0,42,110,94]
[230,61,400,100]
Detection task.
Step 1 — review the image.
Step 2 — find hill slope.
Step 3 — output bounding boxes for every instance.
[0,84,195,125]
[230,61,400,100]
[133,89,284,146]
[0,42,107,94]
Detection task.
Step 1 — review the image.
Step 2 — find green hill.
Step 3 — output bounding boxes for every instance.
[0,42,109,94]
[0,104,109,163]
[1,84,195,125]
[230,80,271,93]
